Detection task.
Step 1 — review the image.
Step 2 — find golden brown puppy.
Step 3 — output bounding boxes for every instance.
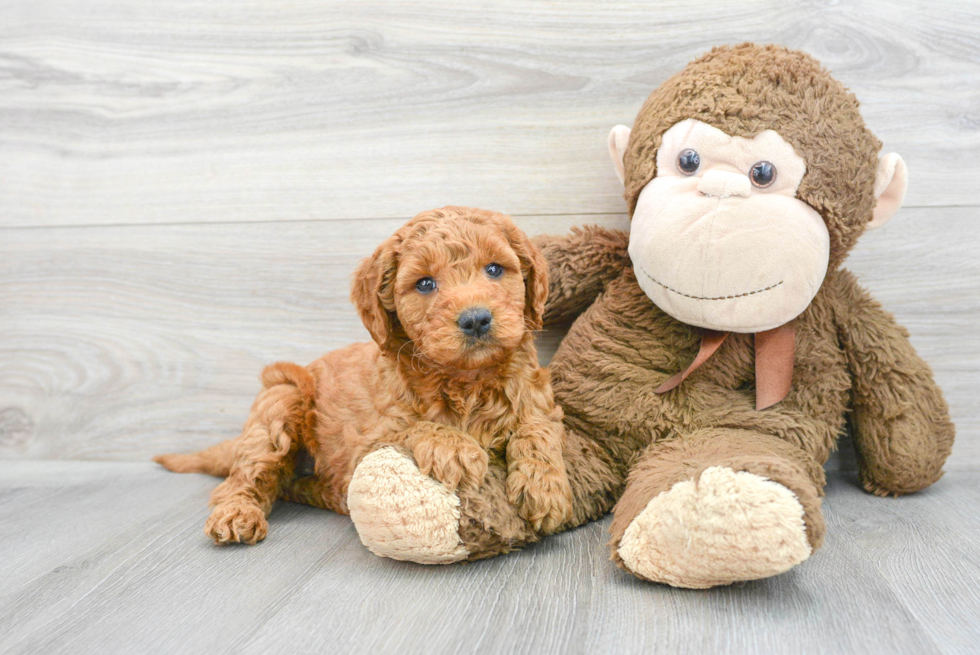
[155,206,572,546]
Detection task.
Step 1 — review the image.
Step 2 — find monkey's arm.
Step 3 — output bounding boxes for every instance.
[831,270,955,496]
[532,226,631,325]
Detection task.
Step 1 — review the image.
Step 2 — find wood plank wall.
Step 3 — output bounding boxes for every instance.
[1,0,977,464]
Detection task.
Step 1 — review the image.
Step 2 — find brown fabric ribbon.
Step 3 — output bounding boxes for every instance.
[654,322,796,411]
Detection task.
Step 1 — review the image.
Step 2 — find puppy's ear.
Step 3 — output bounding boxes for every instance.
[351,238,402,352]
[507,224,549,331]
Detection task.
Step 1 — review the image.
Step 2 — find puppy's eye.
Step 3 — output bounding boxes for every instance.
[750,161,776,188]
[485,263,504,278]
[415,277,436,294]
[677,149,700,175]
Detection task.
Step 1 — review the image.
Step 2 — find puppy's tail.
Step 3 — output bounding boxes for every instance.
[153,438,238,477]
[153,362,317,478]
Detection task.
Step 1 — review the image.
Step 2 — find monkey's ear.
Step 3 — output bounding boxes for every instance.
[868,153,908,230]
[607,125,631,185]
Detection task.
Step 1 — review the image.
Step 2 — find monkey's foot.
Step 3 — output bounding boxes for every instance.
[617,466,812,588]
[348,446,469,564]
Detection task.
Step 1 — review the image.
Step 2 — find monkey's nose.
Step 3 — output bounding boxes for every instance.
[698,170,751,198]
[458,308,493,338]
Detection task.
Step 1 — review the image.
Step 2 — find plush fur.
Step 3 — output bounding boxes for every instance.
[623,43,881,271]
[155,207,573,544]
[344,44,953,588]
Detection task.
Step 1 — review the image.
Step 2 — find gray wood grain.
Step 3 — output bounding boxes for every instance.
[1,3,977,654]
[1,0,979,229]
[2,461,977,655]
[1,208,976,466]
[824,470,980,655]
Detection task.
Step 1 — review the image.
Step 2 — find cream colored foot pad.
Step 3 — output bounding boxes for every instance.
[348,446,469,564]
[618,466,811,588]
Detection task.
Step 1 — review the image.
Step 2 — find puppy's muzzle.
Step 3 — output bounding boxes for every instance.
[458,307,493,339]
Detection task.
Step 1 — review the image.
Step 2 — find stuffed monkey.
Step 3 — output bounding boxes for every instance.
[345,44,954,587]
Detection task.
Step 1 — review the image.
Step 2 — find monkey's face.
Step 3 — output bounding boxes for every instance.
[625,119,829,333]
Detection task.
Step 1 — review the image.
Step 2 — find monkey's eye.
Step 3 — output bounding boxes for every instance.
[677,149,701,175]
[415,277,437,294]
[750,161,776,188]
[485,263,504,278]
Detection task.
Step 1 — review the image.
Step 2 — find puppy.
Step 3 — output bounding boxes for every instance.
[155,206,573,545]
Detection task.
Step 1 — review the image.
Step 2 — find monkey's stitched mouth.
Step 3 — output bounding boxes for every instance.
[638,266,784,301]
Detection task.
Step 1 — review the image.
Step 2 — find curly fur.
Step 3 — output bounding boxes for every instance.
[155,206,572,544]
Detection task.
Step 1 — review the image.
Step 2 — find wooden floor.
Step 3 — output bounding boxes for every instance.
[1,459,979,654]
[1,1,979,653]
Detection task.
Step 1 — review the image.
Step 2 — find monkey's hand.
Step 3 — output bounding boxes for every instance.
[532,226,630,326]
[831,270,954,495]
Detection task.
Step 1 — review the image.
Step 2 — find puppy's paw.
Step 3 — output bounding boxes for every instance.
[205,502,268,545]
[407,425,489,492]
[506,459,573,534]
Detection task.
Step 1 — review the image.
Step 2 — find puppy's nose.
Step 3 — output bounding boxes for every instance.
[458,308,493,338]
